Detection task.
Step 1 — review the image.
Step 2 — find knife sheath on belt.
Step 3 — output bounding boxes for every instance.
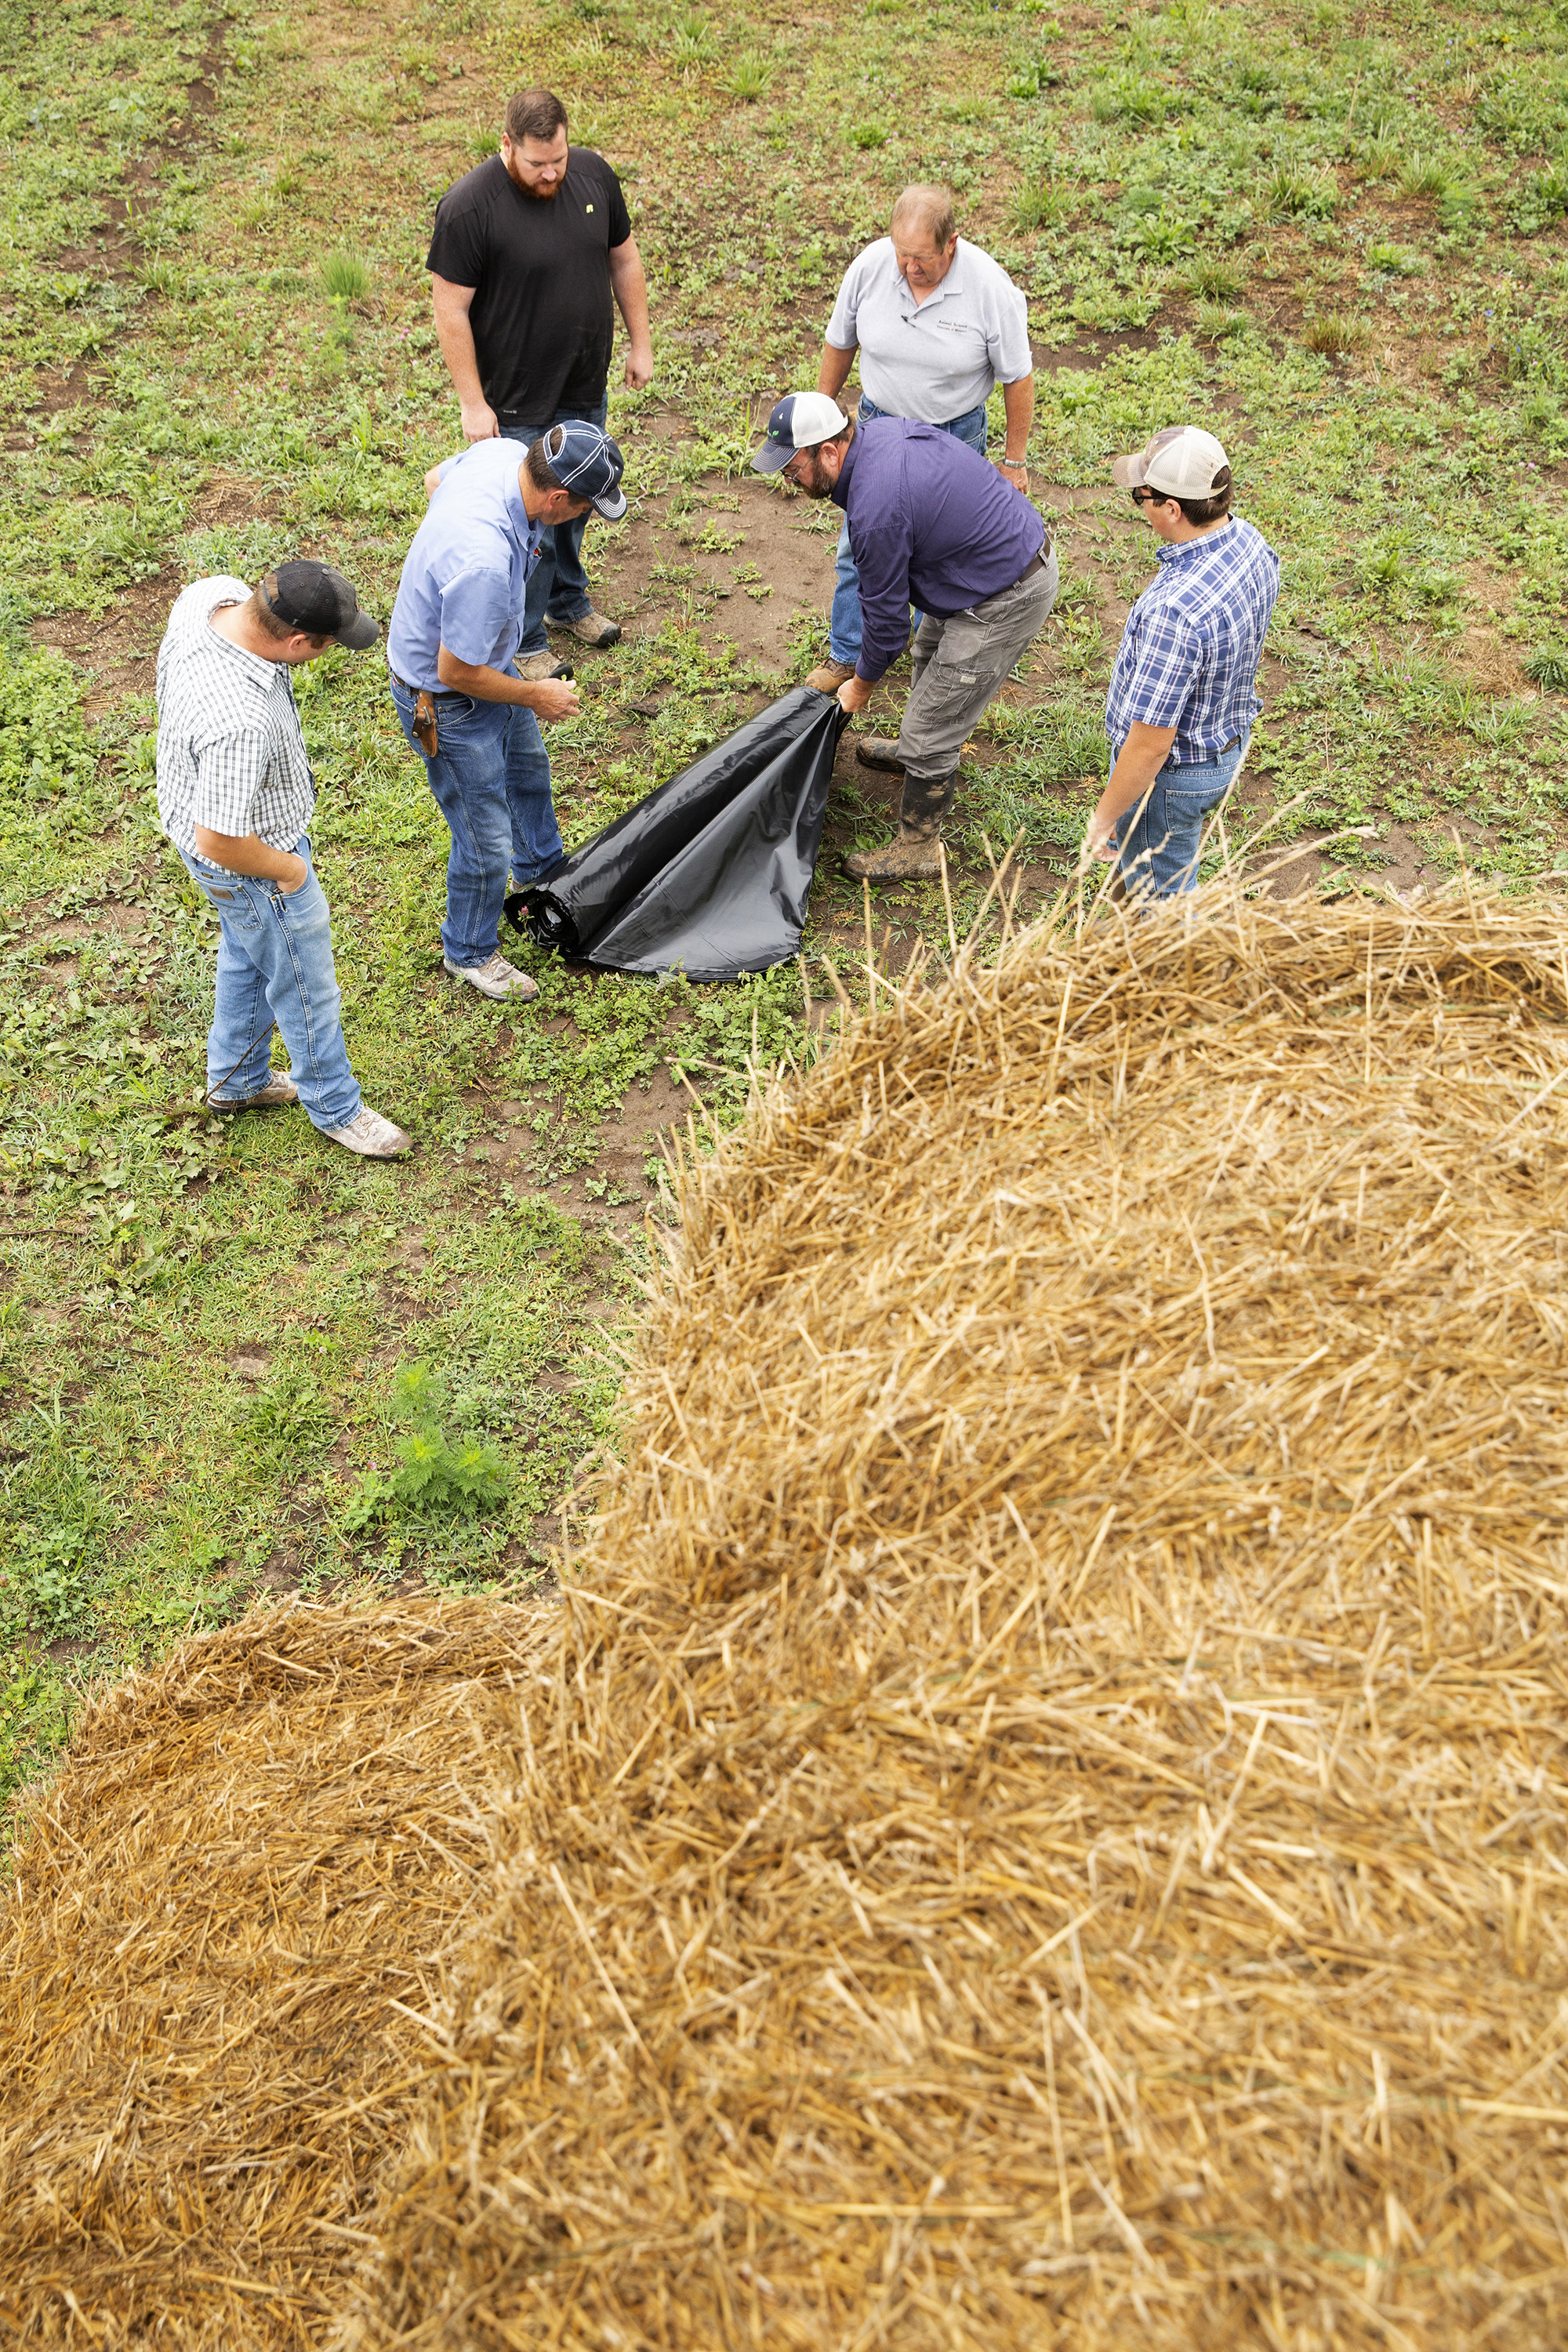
[412,691,438,760]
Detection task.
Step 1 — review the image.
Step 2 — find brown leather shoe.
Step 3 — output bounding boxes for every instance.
[854,736,906,773]
[209,1073,299,1111]
[842,824,943,882]
[556,609,622,648]
[517,649,572,682]
[806,659,856,693]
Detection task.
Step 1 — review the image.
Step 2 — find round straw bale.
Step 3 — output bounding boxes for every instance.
[339,894,1568,2351]
[5,891,1568,2351]
[0,1595,556,2345]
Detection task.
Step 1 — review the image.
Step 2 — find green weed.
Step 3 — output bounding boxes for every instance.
[1365,243,1422,278]
[1303,313,1369,358]
[728,51,773,102]
[1186,258,1243,302]
[343,1364,509,1530]
[1269,164,1338,220]
[669,14,715,68]
[1508,168,1568,238]
[1197,300,1250,340]
[1399,153,1452,200]
[1006,60,1062,100]
[248,1372,332,1450]
[1526,644,1568,693]
[1012,179,1069,232]
[321,249,368,303]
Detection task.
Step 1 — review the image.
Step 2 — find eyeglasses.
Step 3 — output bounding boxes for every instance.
[1131,486,1166,506]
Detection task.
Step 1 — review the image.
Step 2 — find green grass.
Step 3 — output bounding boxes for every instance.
[6,0,1568,1809]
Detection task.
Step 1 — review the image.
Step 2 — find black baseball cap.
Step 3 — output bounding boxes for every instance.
[258,560,379,649]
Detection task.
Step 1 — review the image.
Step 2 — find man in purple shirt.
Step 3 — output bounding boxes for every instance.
[753,391,1056,880]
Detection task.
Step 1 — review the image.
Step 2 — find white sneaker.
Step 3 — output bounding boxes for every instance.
[443,952,539,1002]
[321,1105,412,1158]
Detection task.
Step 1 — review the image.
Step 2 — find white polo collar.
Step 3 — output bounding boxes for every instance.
[891,240,969,314]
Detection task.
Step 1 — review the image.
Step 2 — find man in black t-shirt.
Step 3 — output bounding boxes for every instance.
[427,86,652,680]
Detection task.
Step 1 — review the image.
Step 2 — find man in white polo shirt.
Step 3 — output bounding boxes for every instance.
[806,183,1035,698]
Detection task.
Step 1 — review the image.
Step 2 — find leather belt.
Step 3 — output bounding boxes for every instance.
[1013,546,1050,590]
[390,669,465,699]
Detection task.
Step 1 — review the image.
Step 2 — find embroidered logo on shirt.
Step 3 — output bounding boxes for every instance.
[586,202,594,213]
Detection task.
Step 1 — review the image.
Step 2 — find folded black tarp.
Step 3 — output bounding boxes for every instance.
[511,685,847,982]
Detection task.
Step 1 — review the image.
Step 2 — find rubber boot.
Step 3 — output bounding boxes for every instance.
[842,771,957,881]
[854,736,906,774]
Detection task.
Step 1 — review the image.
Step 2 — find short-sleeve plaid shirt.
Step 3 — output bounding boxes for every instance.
[155,577,315,871]
[1105,517,1279,764]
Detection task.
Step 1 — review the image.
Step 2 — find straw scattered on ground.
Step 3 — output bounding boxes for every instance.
[5,885,1568,2350]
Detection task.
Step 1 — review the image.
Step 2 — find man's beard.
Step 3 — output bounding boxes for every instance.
[795,457,833,497]
[505,162,564,199]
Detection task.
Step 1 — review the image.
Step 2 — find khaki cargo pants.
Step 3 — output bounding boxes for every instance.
[895,549,1058,783]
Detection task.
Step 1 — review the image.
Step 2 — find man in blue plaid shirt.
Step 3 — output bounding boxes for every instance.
[1083,425,1278,896]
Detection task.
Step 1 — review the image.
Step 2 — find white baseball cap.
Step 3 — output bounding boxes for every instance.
[1112,425,1232,499]
[752,390,851,474]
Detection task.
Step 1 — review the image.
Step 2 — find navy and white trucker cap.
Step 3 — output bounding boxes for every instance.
[751,391,850,474]
[540,419,628,519]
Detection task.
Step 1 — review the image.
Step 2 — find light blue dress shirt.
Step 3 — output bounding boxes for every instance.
[387,437,543,690]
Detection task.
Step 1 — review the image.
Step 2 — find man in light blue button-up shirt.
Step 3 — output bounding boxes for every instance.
[388,421,625,1000]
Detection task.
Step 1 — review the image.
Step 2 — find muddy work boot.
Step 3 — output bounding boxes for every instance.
[854,735,906,774]
[517,648,572,683]
[555,609,622,649]
[806,659,857,694]
[842,770,956,882]
[209,1073,299,1112]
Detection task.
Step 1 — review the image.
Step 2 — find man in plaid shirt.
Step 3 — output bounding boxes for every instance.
[1083,426,1279,896]
[156,561,410,1157]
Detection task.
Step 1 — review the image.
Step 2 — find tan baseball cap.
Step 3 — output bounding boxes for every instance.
[1112,425,1232,499]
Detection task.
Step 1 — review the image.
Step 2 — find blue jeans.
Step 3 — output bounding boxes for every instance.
[1109,734,1251,898]
[497,395,608,654]
[828,395,991,666]
[178,837,361,1131]
[390,673,562,969]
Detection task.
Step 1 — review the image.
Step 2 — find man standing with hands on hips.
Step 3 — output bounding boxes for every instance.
[426,87,652,681]
[1083,426,1278,898]
[808,183,1034,695]
[387,420,627,1004]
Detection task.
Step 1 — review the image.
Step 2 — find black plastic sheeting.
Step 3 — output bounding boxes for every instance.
[510,686,847,982]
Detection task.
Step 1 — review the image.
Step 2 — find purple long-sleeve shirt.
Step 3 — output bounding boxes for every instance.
[832,418,1047,684]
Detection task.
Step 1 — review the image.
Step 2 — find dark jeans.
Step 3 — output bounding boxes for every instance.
[390,674,561,968]
[497,394,608,654]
